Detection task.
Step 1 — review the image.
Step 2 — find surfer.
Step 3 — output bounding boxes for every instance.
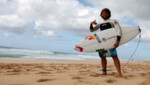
[90,8,123,77]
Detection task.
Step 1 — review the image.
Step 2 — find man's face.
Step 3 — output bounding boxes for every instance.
[101,11,110,20]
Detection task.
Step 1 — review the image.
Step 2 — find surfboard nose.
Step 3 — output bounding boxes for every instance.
[74,45,83,52]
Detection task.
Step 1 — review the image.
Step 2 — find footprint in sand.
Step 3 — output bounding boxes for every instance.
[37,78,55,82]
[128,74,135,77]
[105,79,116,83]
[6,70,22,75]
[122,75,135,79]
[140,72,150,78]
[90,72,101,77]
[140,73,146,76]
[72,76,84,80]
[36,72,52,74]
[78,70,90,75]
[140,79,150,85]
[6,73,20,75]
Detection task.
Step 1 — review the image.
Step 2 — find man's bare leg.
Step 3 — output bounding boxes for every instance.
[112,55,123,77]
[100,57,107,75]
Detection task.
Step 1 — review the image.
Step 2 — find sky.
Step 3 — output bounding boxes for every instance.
[0,0,150,60]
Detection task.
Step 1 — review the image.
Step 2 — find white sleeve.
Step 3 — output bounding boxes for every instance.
[113,19,122,37]
[90,23,101,32]
[93,24,100,31]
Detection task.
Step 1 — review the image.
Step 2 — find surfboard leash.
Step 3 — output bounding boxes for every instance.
[122,32,141,69]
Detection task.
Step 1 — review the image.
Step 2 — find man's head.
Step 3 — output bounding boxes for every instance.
[100,8,111,20]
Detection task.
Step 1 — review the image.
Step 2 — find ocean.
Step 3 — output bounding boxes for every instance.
[0,46,100,61]
[1,46,149,61]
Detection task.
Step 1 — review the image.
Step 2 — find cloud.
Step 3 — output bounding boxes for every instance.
[15,0,99,37]
[0,0,31,34]
[0,14,32,34]
[0,0,17,15]
[0,0,150,44]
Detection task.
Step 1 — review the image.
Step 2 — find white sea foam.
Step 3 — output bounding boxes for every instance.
[0,46,99,61]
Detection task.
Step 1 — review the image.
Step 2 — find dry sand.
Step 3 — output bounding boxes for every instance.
[0,59,150,85]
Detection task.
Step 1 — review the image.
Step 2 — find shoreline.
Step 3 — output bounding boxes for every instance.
[0,57,149,63]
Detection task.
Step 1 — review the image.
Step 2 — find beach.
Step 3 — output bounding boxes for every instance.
[0,59,150,85]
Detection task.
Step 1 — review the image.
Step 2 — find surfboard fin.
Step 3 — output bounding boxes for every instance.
[138,26,141,33]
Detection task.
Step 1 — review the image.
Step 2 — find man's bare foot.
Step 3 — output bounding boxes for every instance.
[102,72,107,75]
[118,74,123,77]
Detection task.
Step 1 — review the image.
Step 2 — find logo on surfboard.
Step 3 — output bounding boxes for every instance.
[102,38,107,42]
[107,36,116,40]
[85,35,95,40]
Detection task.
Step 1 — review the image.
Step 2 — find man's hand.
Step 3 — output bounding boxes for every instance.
[91,20,97,25]
[114,41,120,48]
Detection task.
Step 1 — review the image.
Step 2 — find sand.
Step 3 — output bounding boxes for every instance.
[0,59,150,85]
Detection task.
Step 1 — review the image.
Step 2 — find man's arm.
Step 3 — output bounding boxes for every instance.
[113,19,122,48]
[90,20,100,32]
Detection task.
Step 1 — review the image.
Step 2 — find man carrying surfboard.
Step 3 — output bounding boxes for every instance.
[90,8,123,77]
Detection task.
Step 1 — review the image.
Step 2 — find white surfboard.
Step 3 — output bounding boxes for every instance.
[74,26,141,52]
